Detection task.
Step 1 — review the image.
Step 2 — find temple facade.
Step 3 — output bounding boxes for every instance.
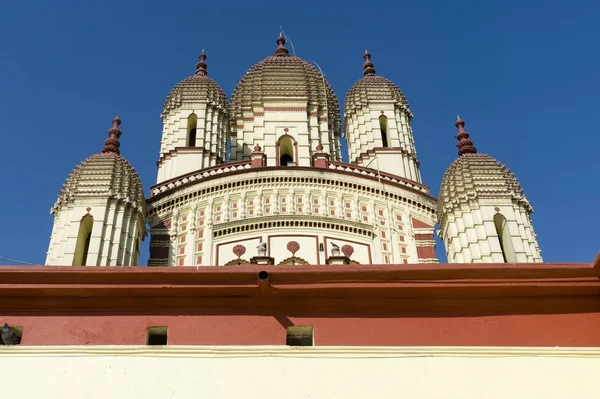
[44,36,542,267]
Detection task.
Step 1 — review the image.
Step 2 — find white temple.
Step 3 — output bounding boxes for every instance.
[45,36,542,266]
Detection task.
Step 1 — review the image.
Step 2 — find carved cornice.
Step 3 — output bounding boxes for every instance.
[146,168,437,229]
[212,215,375,239]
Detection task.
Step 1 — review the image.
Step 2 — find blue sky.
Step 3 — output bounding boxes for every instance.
[1,0,598,265]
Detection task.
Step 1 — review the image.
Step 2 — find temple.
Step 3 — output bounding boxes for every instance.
[1,36,599,399]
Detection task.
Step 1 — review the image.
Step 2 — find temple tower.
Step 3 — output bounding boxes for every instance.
[437,117,542,263]
[344,51,421,182]
[158,51,229,183]
[46,117,147,266]
[229,36,342,166]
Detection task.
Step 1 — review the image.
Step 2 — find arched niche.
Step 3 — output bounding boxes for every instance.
[378,115,389,147]
[73,214,93,266]
[187,113,198,147]
[276,134,297,166]
[494,213,517,263]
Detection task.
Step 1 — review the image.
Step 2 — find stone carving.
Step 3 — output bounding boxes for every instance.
[286,241,300,256]
[330,242,340,256]
[232,244,246,259]
[257,242,267,256]
[225,258,250,266]
[278,256,309,265]
[341,245,354,258]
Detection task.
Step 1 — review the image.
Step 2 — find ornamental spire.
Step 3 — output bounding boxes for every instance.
[274,34,290,57]
[455,116,477,157]
[195,49,207,76]
[363,49,376,76]
[102,116,122,155]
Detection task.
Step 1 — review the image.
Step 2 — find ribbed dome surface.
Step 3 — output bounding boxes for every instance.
[51,153,145,215]
[345,75,412,117]
[162,75,228,118]
[231,54,341,133]
[438,153,531,217]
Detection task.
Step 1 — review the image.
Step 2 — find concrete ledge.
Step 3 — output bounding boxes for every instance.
[2,345,600,358]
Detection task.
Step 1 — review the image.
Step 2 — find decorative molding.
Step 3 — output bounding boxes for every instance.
[213,217,374,239]
[4,345,600,358]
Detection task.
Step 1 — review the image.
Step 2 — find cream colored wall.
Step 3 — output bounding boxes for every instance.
[1,346,598,399]
[345,105,420,182]
[214,229,374,265]
[441,200,542,263]
[230,100,341,165]
[158,105,228,184]
[46,201,144,267]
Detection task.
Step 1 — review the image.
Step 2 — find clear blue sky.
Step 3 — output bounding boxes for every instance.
[1,0,598,265]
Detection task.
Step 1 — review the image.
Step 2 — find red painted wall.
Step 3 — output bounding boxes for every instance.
[3,311,600,347]
[2,262,599,347]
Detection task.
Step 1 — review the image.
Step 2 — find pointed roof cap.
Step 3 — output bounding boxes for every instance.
[363,49,376,76]
[102,116,122,155]
[274,35,290,56]
[195,50,208,76]
[455,116,477,156]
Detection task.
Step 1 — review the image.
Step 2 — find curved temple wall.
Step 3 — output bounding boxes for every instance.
[147,166,437,266]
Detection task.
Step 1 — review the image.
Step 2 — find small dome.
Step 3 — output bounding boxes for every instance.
[345,51,412,118]
[162,51,228,119]
[51,153,146,215]
[438,153,530,216]
[438,117,532,224]
[51,118,145,215]
[231,36,341,133]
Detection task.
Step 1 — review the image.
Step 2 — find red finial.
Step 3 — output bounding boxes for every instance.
[363,49,376,76]
[102,116,122,155]
[195,49,207,76]
[274,34,289,56]
[455,116,477,156]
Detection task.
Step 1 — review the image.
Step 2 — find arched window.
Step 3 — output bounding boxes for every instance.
[493,213,516,263]
[277,135,296,166]
[379,115,389,147]
[187,114,197,147]
[73,214,93,266]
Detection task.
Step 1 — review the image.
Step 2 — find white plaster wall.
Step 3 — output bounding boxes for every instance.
[216,236,263,265]
[158,105,227,184]
[268,235,320,264]
[1,346,598,399]
[230,100,341,165]
[345,104,421,182]
[442,201,542,263]
[158,149,209,183]
[213,229,373,266]
[46,200,144,267]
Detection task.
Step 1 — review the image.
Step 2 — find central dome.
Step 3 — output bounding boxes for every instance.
[230,36,341,133]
